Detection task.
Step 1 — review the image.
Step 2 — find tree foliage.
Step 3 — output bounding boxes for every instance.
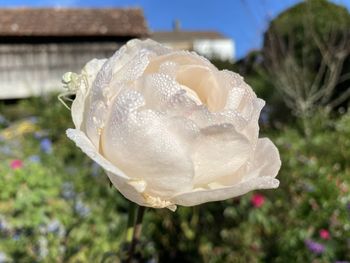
[263,0,350,121]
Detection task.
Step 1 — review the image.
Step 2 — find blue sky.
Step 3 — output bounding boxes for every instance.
[1,0,350,58]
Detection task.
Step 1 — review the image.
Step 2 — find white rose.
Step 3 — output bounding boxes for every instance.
[64,39,281,211]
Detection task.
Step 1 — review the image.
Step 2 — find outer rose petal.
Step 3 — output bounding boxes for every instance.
[71,58,107,130]
[106,171,177,211]
[106,171,149,206]
[219,70,265,140]
[67,128,177,210]
[66,128,130,180]
[91,39,171,103]
[244,138,281,181]
[171,138,280,206]
[171,177,279,207]
[192,124,251,187]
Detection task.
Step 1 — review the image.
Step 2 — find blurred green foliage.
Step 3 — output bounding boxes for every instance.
[0,94,349,262]
[0,97,131,262]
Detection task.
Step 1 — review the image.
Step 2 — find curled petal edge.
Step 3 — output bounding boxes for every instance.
[172,137,281,206]
[171,177,279,207]
[107,172,177,211]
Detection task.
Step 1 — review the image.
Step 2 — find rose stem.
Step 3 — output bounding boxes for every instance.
[126,205,146,263]
[126,202,137,243]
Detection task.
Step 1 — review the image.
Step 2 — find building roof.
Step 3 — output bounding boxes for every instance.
[0,8,148,37]
[152,30,228,42]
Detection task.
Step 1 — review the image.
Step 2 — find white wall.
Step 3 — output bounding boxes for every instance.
[193,39,235,61]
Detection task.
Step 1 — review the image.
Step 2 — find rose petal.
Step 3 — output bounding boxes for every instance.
[220,70,265,125]
[241,98,265,142]
[126,38,171,57]
[101,90,195,197]
[145,50,216,74]
[175,65,226,112]
[84,99,108,148]
[66,128,130,180]
[71,58,107,130]
[192,124,251,187]
[215,70,266,146]
[220,71,256,115]
[106,171,150,206]
[66,129,177,209]
[83,41,157,147]
[244,138,281,181]
[171,176,279,207]
[215,137,281,185]
[107,171,177,210]
[139,73,183,110]
[173,138,280,206]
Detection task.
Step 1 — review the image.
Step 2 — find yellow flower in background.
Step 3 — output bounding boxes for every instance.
[1,120,37,139]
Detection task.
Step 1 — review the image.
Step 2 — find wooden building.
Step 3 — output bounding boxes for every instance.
[0,8,148,99]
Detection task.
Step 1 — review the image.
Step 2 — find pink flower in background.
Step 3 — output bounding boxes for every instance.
[251,193,265,208]
[319,229,330,240]
[10,159,23,170]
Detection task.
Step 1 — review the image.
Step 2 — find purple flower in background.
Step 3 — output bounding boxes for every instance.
[26,116,38,124]
[0,115,8,127]
[0,217,10,234]
[65,166,78,174]
[303,183,315,192]
[259,106,271,125]
[0,221,5,231]
[46,219,65,237]
[335,261,350,263]
[28,155,40,163]
[40,138,52,154]
[34,131,45,139]
[0,146,12,155]
[12,233,20,241]
[46,220,60,233]
[61,182,75,200]
[305,239,325,255]
[75,200,90,218]
[91,161,101,177]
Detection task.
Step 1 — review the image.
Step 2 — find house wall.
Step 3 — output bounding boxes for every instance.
[0,42,120,99]
[193,39,235,62]
[160,41,193,51]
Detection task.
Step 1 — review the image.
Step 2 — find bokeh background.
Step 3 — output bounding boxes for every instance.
[0,0,350,262]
